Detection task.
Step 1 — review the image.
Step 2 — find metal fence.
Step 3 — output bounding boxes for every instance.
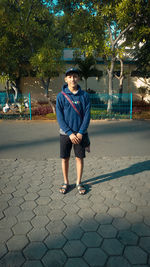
[89,93,132,120]
[0,92,132,120]
[0,92,32,120]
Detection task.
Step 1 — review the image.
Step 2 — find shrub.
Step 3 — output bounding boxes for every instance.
[32,105,53,115]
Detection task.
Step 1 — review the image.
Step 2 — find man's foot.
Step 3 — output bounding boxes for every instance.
[59,183,69,194]
[76,184,86,195]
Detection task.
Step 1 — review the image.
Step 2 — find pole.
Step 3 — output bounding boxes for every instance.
[130,92,132,120]
[29,93,32,120]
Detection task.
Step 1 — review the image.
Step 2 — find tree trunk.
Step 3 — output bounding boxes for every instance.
[41,77,56,114]
[107,58,115,112]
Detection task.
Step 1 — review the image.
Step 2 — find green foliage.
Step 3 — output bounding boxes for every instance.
[0,0,64,85]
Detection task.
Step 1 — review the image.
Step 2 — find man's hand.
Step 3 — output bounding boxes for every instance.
[69,133,80,144]
[76,133,83,143]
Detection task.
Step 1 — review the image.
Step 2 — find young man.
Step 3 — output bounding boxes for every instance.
[56,68,90,195]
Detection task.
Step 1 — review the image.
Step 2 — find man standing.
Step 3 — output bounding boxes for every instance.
[56,68,90,195]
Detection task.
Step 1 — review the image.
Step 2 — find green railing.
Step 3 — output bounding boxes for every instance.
[89,93,132,120]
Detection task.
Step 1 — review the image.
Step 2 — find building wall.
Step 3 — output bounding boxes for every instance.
[20,62,140,102]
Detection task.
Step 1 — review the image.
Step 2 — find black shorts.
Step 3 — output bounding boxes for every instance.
[60,134,86,159]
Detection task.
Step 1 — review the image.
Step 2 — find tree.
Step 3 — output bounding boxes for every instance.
[74,55,103,91]
[0,0,64,111]
[55,0,148,111]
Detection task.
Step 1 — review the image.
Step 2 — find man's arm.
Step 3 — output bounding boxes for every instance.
[78,93,91,135]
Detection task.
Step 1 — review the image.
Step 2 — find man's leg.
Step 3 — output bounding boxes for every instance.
[76,157,86,194]
[76,157,84,185]
[62,158,69,185]
[60,158,70,193]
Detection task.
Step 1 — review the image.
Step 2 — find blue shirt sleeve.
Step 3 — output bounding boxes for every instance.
[56,93,73,136]
[79,93,91,134]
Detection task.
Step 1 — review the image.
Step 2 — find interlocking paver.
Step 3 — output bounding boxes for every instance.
[132,222,150,236]
[106,256,131,267]
[23,242,47,260]
[42,249,67,267]
[27,228,48,242]
[98,224,117,238]
[102,238,124,255]
[81,231,103,247]
[0,155,150,267]
[46,220,66,234]
[139,237,150,253]
[84,248,107,266]
[12,221,32,235]
[63,240,86,257]
[6,235,29,251]
[63,225,84,240]
[118,230,139,245]
[44,233,66,249]
[65,258,89,267]
[0,251,25,267]
[124,246,148,265]
[80,218,99,232]
[31,215,49,228]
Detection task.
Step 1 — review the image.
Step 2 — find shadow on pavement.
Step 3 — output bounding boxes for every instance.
[84,160,150,187]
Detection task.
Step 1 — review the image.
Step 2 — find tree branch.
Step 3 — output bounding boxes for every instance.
[114,22,135,47]
[26,0,34,23]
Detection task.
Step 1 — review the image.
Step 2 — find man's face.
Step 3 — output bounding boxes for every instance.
[65,73,79,89]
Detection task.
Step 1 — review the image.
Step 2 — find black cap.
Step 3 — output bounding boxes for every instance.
[65,68,79,76]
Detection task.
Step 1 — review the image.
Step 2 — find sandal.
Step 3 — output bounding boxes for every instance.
[76,184,86,195]
[60,183,69,194]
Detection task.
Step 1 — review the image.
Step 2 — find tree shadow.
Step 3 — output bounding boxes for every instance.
[84,160,150,188]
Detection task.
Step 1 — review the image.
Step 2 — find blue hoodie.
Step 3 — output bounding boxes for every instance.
[56,84,90,136]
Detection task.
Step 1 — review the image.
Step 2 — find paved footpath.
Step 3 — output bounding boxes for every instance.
[0,156,150,267]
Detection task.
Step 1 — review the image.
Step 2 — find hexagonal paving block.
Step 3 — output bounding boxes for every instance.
[63,203,80,214]
[78,207,95,219]
[44,233,66,249]
[80,218,99,232]
[124,246,148,265]
[21,201,37,210]
[12,221,32,235]
[47,209,66,221]
[91,203,109,213]
[63,214,81,226]
[31,215,49,228]
[118,230,139,245]
[106,256,131,267]
[77,199,93,209]
[49,200,65,209]
[112,217,131,230]
[33,205,51,216]
[17,210,35,222]
[27,228,48,242]
[46,220,66,234]
[94,213,113,224]
[4,206,21,217]
[0,228,13,243]
[108,207,125,218]
[102,239,124,256]
[65,258,89,267]
[0,216,17,229]
[42,249,66,267]
[23,242,47,260]
[81,232,103,247]
[0,251,25,267]
[120,202,136,212]
[24,192,39,201]
[23,260,43,267]
[8,197,24,206]
[7,235,29,251]
[84,248,107,266]
[132,222,150,236]
[98,224,117,238]
[63,240,86,257]
[63,225,84,240]
[139,237,150,253]
[0,243,8,258]
[35,196,51,205]
[125,212,143,224]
